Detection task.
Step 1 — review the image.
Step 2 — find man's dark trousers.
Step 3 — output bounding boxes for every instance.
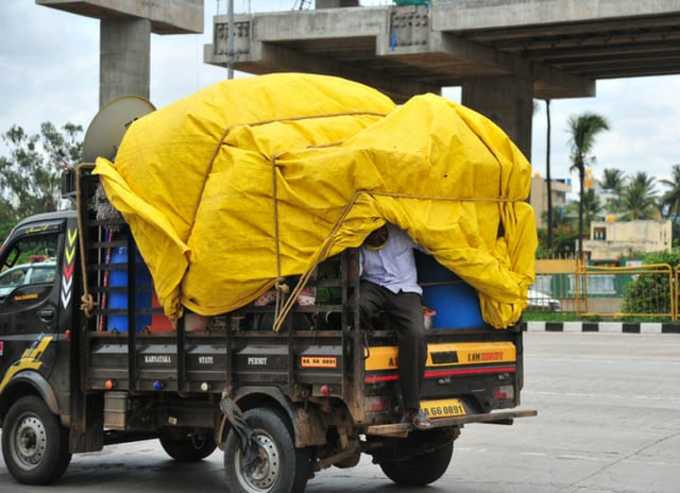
[359,281,426,411]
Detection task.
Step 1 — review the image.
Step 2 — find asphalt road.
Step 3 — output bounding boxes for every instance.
[1,332,678,493]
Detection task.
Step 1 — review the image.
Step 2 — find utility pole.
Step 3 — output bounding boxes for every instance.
[227,0,235,79]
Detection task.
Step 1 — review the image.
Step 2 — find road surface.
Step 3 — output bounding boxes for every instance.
[1,332,678,492]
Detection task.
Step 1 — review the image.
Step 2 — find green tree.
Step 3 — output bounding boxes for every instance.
[622,250,680,317]
[620,172,658,220]
[600,168,625,212]
[0,122,82,242]
[660,165,680,247]
[601,168,626,194]
[0,206,15,245]
[660,164,680,220]
[582,188,603,232]
[538,205,578,257]
[567,112,610,259]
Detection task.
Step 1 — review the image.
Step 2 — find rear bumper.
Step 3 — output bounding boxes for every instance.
[365,408,537,437]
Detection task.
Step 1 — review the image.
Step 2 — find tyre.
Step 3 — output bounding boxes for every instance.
[379,440,453,486]
[223,407,313,493]
[1,395,71,485]
[159,429,217,462]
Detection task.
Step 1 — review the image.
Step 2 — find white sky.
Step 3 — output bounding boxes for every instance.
[1,0,678,191]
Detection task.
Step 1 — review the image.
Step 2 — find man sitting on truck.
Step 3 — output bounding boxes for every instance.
[360,224,432,430]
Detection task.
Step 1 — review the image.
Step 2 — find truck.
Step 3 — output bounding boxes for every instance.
[0,94,536,493]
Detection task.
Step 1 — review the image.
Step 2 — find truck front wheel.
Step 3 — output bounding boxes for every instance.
[1,395,71,485]
[379,440,453,486]
[159,429,216,462]
[223,408,312,493]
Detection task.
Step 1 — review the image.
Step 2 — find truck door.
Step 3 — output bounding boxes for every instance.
[0,220,64,379]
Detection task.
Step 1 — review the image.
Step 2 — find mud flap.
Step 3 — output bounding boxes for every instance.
[219,398,261,469]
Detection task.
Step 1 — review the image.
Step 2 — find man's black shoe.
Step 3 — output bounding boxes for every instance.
[412,409,433,430]
[401,409,433,430]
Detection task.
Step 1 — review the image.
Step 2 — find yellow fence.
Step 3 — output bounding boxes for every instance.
[676,265,680,320]
[532,260,677,321]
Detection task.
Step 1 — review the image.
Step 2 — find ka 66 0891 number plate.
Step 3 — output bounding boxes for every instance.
[420,399,466,419]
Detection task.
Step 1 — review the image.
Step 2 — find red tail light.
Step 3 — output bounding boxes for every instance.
[494,385,514,401]
[365,397,390,413]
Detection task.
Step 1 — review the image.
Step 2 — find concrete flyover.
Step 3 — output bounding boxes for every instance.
[204,0,680,158]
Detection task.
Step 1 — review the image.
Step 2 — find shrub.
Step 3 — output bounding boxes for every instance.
[621,250,679,316]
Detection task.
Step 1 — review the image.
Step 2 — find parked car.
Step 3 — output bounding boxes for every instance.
[0,262,57,300]
[527,289,561,311]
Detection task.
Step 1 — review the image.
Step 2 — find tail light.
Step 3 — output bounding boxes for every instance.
[365,396,390,413]
[494,385,514,401]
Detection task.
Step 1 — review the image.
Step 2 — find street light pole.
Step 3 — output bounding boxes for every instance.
[227,0,234,79]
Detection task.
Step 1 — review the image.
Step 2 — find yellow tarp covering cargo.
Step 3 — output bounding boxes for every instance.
[94,73,537,329]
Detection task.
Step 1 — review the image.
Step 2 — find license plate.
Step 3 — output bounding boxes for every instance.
[420,399,466,419]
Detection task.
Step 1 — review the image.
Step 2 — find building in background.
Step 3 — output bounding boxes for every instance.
[583,219,672,261]
[530,173,572,229]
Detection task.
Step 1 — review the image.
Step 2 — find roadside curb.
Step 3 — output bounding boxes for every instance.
[521,321,680,334]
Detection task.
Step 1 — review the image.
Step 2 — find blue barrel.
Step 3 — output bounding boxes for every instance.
[107,246,152,333]
[416,252,484,329]
[422,283,484,329]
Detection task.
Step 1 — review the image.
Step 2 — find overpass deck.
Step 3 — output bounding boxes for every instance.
[205,0,680,101]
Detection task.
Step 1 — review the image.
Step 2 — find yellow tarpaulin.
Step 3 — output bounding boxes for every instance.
[94,73,536,329]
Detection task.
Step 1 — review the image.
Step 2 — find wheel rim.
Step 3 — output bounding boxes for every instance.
[11,413,48,471]
[234,431,280,493]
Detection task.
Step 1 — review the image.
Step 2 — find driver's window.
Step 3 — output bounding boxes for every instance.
[0,233,59,301]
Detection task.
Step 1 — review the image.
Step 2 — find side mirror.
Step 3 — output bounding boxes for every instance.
[61,167,76,199]
[3,249,20,270]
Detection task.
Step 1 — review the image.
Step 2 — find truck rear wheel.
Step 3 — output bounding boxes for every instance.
[223,408,312,493]
[1,395,71,485]
[159,429,217,462]
[379,440,453,486]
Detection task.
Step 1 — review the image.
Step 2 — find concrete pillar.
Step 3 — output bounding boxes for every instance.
[100,18,151,107]
[462,76,533,159]
[316,0,360,8]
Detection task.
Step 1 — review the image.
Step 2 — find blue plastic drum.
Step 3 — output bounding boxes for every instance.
[107,246,152,333]
[416,252,484,329]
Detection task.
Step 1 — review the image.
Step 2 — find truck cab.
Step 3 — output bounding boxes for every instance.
[0,211,78,484]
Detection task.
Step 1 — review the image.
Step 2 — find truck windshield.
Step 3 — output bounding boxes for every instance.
[1,235,57,271]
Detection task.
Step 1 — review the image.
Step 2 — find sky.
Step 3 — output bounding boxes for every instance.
[1,0,679,193]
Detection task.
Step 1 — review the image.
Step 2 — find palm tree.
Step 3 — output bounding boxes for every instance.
[660,164,680,220]
[582,189,603,232]
[620,172,658,220]
[601,168,625,194]
[601,168,626,212]
[540,205,578,256]
[567,112,610,260]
